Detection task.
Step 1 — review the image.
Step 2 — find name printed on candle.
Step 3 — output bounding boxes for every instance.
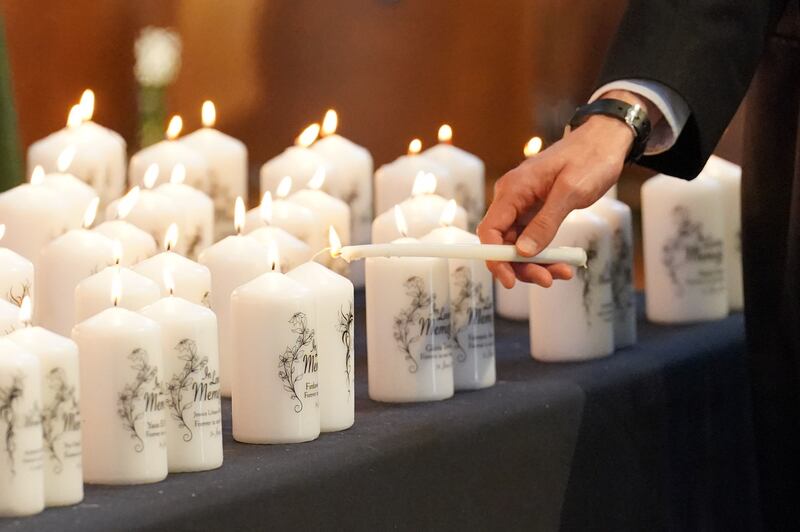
[578,237,613,327]
[41,367,81,472]
[611,229,634,317]
[117,348,165,452]
[336,302,355,399]
[393,276,452,373]
[277,312,317,413]
[450,267,494,361]
[166,339,221,442]
[0,374,43,474]
[663,206,725,296]
[6,279,32,308]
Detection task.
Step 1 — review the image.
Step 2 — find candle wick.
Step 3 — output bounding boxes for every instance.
[311,247,333,262]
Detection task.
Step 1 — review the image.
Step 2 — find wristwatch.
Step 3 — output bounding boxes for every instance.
[568,99,651,162]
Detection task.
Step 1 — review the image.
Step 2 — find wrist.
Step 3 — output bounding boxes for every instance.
[582,114,635,160]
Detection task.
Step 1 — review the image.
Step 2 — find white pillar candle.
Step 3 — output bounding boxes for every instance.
[248,226,312,273]
[0,339,43,517]
[0,225,34,307]
[366,208,453,402]
[105,179,181,248]
[245,186,319,246]
[231,246,320,444]
[93,219,157,266]
[155,164,215,259]
[139,273,223,473]
[133,225,212,306]
[33,163,98,230]
[129,115,210,192]
[641,175,727,323]
[199,198,272,397]
[0,299,23,335]
[8,300,83,507]
[35,200,117,335]
[374,139,453,217]
[422,125,485,230]
[260,122,332,196]
[700,155,743,310]
[180,101,248,237]
[72,286,167,485]
[587,197,637,348]
[420,203,495,390]
[372,172,468,243]
[529,209,614,361]
[75,264,161,323]
[287,238,355,432]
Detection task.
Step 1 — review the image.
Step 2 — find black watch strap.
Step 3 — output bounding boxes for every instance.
[568,98,651,162]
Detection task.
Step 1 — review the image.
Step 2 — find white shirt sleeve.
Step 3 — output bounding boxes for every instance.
[590,79,691,155]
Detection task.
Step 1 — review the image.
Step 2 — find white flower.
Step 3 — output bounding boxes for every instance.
[134,27,182,87]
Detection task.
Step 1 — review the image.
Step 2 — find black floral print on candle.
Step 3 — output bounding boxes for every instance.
[337,302,354,398]
[578,237,599,325]
[41,367,79,472]
[0,373,23,474]
[662,206,724,296]
[166,339,208,442]
[278,312,315,413]
[450,267,492,362]
[201,291,211,308]
[6,279,31,307]
[611,229,634,315]
[117,348,158,452]
[392,276,432,373]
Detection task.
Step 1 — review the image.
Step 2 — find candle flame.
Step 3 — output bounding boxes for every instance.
[166,115,183,140]
[80,89,95,121]
[164,223,179,251]
[67,104,83,128]
[308,167,326,190]
[82,197,100,229]
[18,295,32,325]
[394,205,409,237]
[117,186,140,219]
[438,124,453,143]
[408,138,422,155]
[143,163,159,189]
[112,239,123,265]
[202,100,216,128]
[328,226,342,257]
[57,145,77,173]
[163,267,176,296]
[111,268,122,306]
[524,136,543,157]
[411,171,437,196]
[267,240,280,271]
[30,166,45,185]
[234,196,246,234]
[276,176,292,198]
[296,123,320,148]
[0,224,4,242]
[170,164,186,185]
[321,109,338,137]
[439,199,458,227]
[260,191,273,225]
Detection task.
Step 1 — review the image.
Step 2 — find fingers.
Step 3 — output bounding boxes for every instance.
[488,260,517,289]
[515,178,574,257]
[512,263,554,287]
[546,263,574,281]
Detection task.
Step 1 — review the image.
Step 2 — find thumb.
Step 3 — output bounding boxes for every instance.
[515,180,573,257]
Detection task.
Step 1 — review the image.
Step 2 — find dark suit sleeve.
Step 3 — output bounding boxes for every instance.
[597,0,788,178]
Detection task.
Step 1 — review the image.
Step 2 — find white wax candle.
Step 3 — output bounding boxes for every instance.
[248,226,313,273]
[374,140,453,217]
[245,187,320,246]
[494,281,530,321]
[0,339,43,517]
[421,222,495,390]
[641,175,727,323]
[38,168,99,229]
[0,226,34,307]
[700,155,743,310]
[0,299,23,335]
[106,184,181,248]
[180,101,248,234]
[8,320,83,507]
[140,289,223,473]
[231,265,320,443]
[422,126,486,230]
[93,220,158,266]
[260,123,332,196]
[366,234,453,402]
[199,214,271,397]
[74,266,161,323]
[133,247,212,307]
[0,182,69,266]
[155,165,215,259]
[587,197,637,348]
[287,260,355,432]
[529,209,614,361]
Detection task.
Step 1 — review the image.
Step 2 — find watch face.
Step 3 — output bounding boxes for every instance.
[625,104,642,125]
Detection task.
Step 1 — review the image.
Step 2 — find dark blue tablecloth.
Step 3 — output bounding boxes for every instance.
[0,294,756,531]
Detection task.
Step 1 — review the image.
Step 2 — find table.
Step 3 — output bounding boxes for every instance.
[0,294,757,531]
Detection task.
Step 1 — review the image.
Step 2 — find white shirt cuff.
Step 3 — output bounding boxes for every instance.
[590,79,690,155]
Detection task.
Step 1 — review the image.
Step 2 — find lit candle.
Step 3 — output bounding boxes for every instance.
[641,175,727,323]
[422,124,486,230]
[420,201,495,390]
[35,159,98,229]
[35,199,117,335]
[8,297,83,507]
[133,224,212,306]
[365,207,453,402]
[0,224,34,307]
[260,123,332,197]
[0,338,43,516]
[93,189,158,266]
[180,101,248,237]
[155,164,215,259]
[244,183,319,245]
[371,171,468,243]
[287,227,355,432]
[71,273,167,484]
[198,198,272,397]
[231,243,320,443]
[374,138,453,218]
[529,209,614,361]
[139,270,223,472]
[247,200,313,273]
[0,299,23,335]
